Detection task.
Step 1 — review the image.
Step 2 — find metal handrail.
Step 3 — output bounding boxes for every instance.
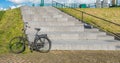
[74,9,120,26]
[52,1,120,40]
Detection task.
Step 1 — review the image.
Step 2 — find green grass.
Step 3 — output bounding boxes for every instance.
[59,8,120,33]
[0,11,5,20]
[78,8,120,24]
[0,8,23,54]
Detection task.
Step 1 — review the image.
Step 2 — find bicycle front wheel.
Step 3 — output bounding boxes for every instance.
[9,37,25,54]
[35,37,51,53]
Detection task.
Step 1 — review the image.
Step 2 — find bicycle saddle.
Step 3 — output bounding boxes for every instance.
[35,28,41,31]
[24,22,28,24]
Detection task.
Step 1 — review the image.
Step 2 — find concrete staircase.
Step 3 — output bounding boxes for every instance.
[21,6,120,50]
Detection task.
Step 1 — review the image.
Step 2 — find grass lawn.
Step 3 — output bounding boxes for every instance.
[59,8,120,33]
[0,11,5,20]
[0,8,23,54]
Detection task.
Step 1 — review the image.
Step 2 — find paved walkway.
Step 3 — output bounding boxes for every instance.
[0,51,120,63]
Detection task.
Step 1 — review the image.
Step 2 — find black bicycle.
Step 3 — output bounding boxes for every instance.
[9,22,51,54]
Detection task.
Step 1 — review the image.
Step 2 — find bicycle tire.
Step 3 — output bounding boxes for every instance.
[35,37,51,53]
[9,37,26,54]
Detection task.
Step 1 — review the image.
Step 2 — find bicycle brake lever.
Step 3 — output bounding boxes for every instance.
[27,26,30,28]
[24,22,28,24]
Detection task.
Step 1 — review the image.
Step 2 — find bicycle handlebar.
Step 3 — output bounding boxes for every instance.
[22,22,30,32]
[23,22,41,35]
[24,22,30,28]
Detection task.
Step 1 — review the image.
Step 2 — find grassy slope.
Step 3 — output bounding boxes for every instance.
[0,8,23,54]
[0,11,5,20]
[59,8,120,33]
[79,8,120,24]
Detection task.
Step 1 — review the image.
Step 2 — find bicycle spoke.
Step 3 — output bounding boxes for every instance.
[9,37,25,54]
[35,37,51,53]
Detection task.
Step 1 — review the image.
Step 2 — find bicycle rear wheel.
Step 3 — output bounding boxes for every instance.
[35,37,51,53]
[9,37,25,54]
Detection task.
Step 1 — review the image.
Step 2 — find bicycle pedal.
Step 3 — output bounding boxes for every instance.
[30,50,33,53]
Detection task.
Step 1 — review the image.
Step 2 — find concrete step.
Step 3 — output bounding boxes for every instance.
[45,32,106,36]
[27,34,114,40]
[26,26,84,32]
[26,28,99,34]
[28,21,83,26]
[21,9,35,15]
[31,17,69,22]
[45,9,61,13]
[98,35,115,40]
[27,20,82,23]
[45,18,68,22]
[26,30,106,36]
[26,31,107,41]
[24,16,79,23]
[21,6,67,17]
[51,40,120,50]
[53,15,63,18]
[27,34,119,43]
[33,14,75,20]
[84,28,99,32]
[23,16,81,23]
[67,17,80,21]
[37,15,63,18]
[22,15,33,21]
[44,7,61,13]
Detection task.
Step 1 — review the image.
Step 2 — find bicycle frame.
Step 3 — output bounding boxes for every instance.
[22,22,31,45]
[23,22,43,46]
[9,22,51,53]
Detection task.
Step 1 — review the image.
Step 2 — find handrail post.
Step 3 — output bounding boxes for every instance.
[52,0,53,7]
[55,1,57,7]
[82,12,84,21]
